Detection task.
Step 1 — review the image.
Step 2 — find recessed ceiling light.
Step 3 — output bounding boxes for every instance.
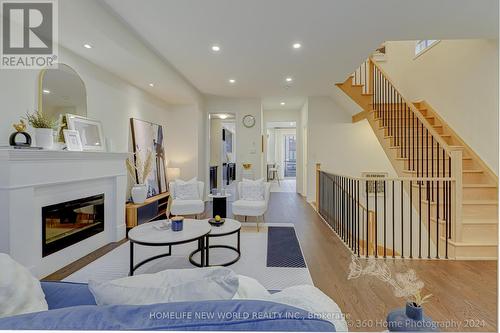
[219,114,228,120]
[280,102,285,106]
[211,45,221,52]
[83,43,92,49]
[293,42,302,49]
[149,83,154,87]
[285,77,293,83]
[42,89,50,94]
[228,78,236,84]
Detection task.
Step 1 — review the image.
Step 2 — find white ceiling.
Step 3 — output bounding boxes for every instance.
[103,0,498,103]
[262,96,306,111]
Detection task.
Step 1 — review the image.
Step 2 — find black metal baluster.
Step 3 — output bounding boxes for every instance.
[357,180,360,257]
[366,180,369,258]
[374,180,378,258]
[431,136,435,200]
[417,121,420,177]
[383,181,387,258]
[400,180,404,258]
[410,179,413,259]
[418,178,422,259]
[427,180,431,259]
[436,180,440,259]
[446,180,449,259]
[412,112,416,171]
[448,156,452,239]
[392,180,395,258]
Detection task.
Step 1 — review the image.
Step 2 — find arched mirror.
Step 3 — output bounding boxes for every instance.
[38,63,87,120]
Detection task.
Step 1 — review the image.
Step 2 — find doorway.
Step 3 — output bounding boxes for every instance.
[266,122,296,192]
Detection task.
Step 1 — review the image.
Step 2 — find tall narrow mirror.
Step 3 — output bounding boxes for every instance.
[209,113,236,194]
[39,63,87,120]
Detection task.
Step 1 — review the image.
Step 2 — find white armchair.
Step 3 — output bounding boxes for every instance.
[232,181,271,231]
[169,181,205,218]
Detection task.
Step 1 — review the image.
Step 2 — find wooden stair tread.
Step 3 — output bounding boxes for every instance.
[463,199,498,205]
[463,183,497,188]
[420,199,497,205]
[463,169,485,173]
[441,237,498,247]
[431,216,498,225]
[461,218,498,225]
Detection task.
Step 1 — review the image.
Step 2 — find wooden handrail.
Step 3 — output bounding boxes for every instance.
[320,169,455,182]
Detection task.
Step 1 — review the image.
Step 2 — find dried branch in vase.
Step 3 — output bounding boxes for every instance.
[126,149,154,185]
[347,255,432,307]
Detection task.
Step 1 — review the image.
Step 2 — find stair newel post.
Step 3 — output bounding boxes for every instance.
[316,163,321,212]
[449,148,463,246]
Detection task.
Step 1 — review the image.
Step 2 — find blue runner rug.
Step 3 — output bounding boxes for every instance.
[267,226,306,268]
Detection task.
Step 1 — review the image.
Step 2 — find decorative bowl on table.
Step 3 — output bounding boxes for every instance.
[208,215,225,226]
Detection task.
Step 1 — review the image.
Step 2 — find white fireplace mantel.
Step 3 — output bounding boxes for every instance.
[0,149,129,278]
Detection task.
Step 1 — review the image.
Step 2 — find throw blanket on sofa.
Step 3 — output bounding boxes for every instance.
[0,299,335,331]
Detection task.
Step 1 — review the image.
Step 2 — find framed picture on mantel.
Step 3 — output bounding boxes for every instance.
[130,118,168,198]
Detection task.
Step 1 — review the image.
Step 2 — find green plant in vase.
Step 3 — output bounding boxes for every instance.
[24,110,57,149]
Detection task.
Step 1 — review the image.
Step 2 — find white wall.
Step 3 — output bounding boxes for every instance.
[305,96,397,202]
[300,101,308,196]
[205,96,263,185]
[378,39,499,174]
[0,47,202,182]
[168,104,203,181]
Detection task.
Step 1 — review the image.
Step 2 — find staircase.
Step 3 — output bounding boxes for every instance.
[336,58,498,259]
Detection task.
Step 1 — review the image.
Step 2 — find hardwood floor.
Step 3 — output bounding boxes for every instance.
[44,192,497,332]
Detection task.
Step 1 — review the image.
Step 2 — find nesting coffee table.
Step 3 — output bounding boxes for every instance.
[127,219,211,276]
[189,218,241,267]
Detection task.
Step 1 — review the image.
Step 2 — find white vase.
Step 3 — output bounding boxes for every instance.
[131,184,148,204]
[35,128,54,149]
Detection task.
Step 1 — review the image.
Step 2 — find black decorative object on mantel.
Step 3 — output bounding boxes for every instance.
[9,120,32,147]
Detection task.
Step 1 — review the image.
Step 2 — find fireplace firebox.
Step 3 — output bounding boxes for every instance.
[42,194,105,257]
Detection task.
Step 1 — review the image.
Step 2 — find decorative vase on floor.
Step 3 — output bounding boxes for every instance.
[131,184,148,204]
[386,302,439,332]
[35,128,54,149]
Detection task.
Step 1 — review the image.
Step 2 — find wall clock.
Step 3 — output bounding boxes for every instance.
[242,114,256,128]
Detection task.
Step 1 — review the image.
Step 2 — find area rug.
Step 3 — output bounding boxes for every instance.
[63,223,313,290]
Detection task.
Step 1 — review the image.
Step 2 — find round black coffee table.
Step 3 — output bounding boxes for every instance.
[189,218,241,267]
[127,219,211,276]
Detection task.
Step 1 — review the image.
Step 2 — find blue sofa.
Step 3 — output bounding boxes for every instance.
[0,281,336,331]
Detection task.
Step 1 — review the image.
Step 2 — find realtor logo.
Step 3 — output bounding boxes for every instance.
[1,0,58,69]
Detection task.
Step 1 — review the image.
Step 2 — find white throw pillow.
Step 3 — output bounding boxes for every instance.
[232,275,270,300]
[240,181,264,201]
[174,178,200,200]
[268,285,348,331]
[0,253,48,318]
[88,267,239,306]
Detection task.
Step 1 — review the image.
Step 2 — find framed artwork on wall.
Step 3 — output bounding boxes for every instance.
[130,118,168,197]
